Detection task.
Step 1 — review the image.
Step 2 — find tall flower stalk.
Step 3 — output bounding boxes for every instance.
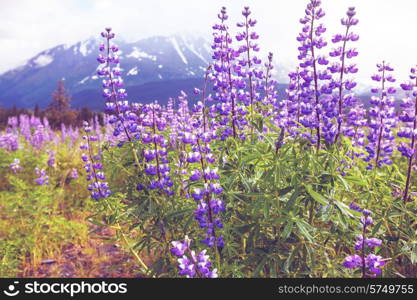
[184,132,225,252]
[343,203,385,277]
[211,7,239,140]
[193,65,212,133]
[398,66,417,202]
[364,61,397,169]
[330,7,359,143]
[297,0,328,149]
[80,121,111,200]
[97,27,132,144]
[236,6,261,109]
[141,103,173,195]
[170,236,218,278]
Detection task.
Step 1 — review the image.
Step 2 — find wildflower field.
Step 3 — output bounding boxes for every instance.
[1,1,417,278]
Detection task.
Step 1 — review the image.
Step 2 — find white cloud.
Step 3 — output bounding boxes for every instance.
[0,0,415,86]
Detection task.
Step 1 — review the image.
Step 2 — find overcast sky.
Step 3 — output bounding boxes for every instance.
[1,0,416,85]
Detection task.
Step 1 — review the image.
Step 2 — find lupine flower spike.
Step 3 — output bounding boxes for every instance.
[398,66,417,202]
[80,121,111,200]
[364,61,397,169]
[296,0,329,149]
[170,236,218,278]
[343,202,386,277]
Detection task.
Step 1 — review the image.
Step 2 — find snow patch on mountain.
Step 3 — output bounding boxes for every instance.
[71,39,97,57]
[78,76,89,85]
[170,37,188,65]
[187,43,208,64]
[127,47,156,61]
[79,41,89,56]
[33,55,53,67]
[127,66,138,76]
[179,35,209,65]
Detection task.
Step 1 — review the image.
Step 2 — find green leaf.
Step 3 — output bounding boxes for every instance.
[165,209,194,221]
[285,189,301,211]
[252,256,268,277]
[306,185,328,205]
[411,245,417,264]
[263,198,270,218]
[295,219,313,242]
[278,186,293,197]
[282,221,294,240]
[371,220,383,236]
[284,245,301,274]
[270,261,278,278]
[335,201,362,218]
[344,175,367,186]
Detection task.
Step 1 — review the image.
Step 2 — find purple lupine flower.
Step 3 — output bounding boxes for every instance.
[170,236,191,257]
[342,254,362,268]
[211,7,241,140]
[137,103,173,195]
[364,61,397,169]
[280,68,304,137]
[261,52,278,109]
[170,236,218,278]
[343,203,386,277]
[360,215,373,226]
[235,6,263,108]
[97,27,135,145]
[47,151,56,167]
[69,168,79,179]
[354,235,382,251]
[328,7,360,144]
[31,125,47,150]
[296,0,329,149]
[189,170,202,181]
[349,201,363,212]
[10,158,22,173]
[186,137,225,249]
[343,254,386,276]
[343,102,367,151]
[175,84,226,251]
[365,238,383,249]
[34,168,49,185]
[0,132,19,151]
[365,254,386,275]
[80,121,111,200]
[398,66,417,202]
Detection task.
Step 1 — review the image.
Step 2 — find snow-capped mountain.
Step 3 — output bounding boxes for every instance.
[0,34,212,109]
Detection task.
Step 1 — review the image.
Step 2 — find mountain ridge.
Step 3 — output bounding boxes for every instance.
[0,34,213,109]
